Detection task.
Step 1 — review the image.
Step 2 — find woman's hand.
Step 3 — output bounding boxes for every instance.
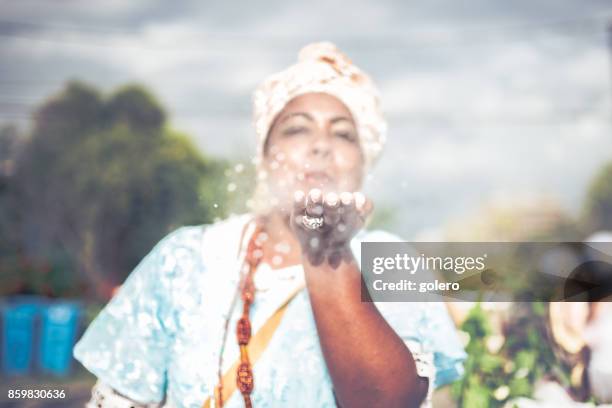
[290,188,373,268]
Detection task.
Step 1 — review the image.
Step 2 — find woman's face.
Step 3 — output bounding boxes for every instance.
[262,92,364,211]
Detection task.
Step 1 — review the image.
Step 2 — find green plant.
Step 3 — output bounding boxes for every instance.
[452,302,573,407]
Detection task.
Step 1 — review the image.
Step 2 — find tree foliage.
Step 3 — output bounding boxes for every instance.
[583,161,612,233]
[1,81,228,300]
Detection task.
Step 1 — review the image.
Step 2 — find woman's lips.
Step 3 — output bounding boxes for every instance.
[303,171,334,187]
[304,171,330,182]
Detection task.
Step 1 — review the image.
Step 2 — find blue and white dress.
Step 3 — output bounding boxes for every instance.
[73,214,466,408]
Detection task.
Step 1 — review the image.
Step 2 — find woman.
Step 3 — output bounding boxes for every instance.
[73,42,466,408]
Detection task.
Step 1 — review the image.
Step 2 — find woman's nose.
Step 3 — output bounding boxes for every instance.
[310,134,332,158]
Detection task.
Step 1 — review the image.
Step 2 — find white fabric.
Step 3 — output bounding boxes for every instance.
[86,262,435,408]
[584,303,612,403]
[74,214,466,407]
[507,381,612,407]
[405,339,435,408]
[86,380,167,408]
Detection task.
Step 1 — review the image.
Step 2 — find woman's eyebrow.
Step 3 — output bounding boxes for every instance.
[279,112,314,124]
[330,116,355,125]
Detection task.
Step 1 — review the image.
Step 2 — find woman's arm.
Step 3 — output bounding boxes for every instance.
[304,255,429,408]
[291,189,429,408]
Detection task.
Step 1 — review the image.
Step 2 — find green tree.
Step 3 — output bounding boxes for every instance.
[4,81,229,300]
[583,161,612,233]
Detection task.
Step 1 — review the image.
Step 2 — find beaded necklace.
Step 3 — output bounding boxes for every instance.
[215,221,264,408]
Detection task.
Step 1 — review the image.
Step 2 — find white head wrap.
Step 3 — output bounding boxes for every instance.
[252,41,387,168]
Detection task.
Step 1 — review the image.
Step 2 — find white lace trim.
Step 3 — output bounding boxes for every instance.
[87,343,435,408]
[405,339,435,408]
[85,381,164,408]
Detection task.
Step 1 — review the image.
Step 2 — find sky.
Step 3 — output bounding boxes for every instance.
[1,0,611,237]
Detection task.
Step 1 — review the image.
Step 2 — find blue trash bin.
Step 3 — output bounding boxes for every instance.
[39,301,81,376]
[1,297,43,376]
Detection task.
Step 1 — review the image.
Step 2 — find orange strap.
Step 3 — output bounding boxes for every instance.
[202,283,304,408]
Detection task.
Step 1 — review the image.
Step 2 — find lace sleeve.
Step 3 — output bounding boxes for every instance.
[405,339,435,408]
[85,381,163,408]
[332,340,435,408]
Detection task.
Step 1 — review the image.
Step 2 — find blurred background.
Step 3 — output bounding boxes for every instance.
[1,0,612,406]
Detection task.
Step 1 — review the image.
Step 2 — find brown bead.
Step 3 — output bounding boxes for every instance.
[243,275,254,290]
[242,275,254,295]
[246,245,262,266]
[242,291,254,305]
[236,316,251,345]
[237,362,254,394]
[228,224,264,402]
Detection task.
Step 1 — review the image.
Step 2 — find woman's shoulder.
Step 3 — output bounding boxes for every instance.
[159,213,251,254]
[134,214,251,289]
[137,214,251,306]
[200,213,252,244]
